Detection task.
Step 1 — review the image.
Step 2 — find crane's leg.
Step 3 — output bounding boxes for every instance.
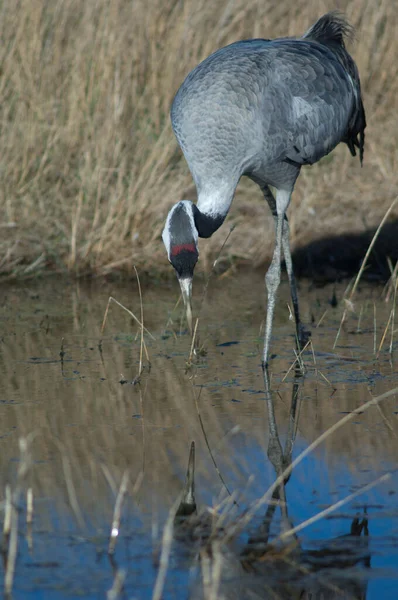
[263,189,290,368]
[280,217,309,348]
[261,185,308,352]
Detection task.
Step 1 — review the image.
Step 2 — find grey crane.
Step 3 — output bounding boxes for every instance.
[162,12,366,367]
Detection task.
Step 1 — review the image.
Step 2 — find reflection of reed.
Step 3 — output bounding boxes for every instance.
[0,277,396,530]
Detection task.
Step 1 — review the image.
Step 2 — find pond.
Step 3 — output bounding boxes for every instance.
[0,272,397,599]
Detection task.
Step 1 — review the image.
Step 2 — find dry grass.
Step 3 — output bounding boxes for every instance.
[0,0,398,279]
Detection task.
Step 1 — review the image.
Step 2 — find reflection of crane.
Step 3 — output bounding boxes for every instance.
[241,370,370,599]
[162,12,365,366]
[174,373,370,599]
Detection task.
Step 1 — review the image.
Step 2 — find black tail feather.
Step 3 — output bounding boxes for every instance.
[305,12,366,166]
[303,11,354,48]
[346,103,366,166]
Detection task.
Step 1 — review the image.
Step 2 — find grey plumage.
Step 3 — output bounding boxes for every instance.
[172,13,364,192]
[163,12,366,367]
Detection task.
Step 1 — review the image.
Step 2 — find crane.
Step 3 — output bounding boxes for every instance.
[162,12,366,368]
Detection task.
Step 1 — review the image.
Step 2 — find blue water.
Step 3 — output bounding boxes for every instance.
[8,439,397,599]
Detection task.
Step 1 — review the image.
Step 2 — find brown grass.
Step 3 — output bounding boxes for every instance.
[0,0,397,279]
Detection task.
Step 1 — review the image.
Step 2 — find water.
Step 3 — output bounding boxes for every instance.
[0,273,397,598]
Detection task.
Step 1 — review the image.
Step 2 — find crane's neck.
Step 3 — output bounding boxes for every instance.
[192,205,225,238]
[193,183,236,238]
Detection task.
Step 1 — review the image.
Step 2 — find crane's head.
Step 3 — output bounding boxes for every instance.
[162,201,199,333]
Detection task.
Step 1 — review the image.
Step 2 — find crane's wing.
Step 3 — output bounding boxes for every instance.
[263,42,357,167]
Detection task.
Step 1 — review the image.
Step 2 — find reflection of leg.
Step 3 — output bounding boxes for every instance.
[350,513,369,536]
[265,368,302,533]
[278,483,292,536]
[266,367,303,537]
[244,371,303,562]
[350,512,371,569]
[263,362,287,537]
[284,368,301,460]
[363,514,371,568]
[363,518,369,536]
[263,366,287,540]
[245,487,279,549]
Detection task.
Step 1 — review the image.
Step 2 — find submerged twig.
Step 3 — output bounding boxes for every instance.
[61,453,85,529]
[108,470,130,555]
[108,471,143,555]
[4,502,18,599]
[207,540,223,600]
[101,464,118,497]
[107,568,127,600]
[26,488,33,526]
[152,495,181,600]
[193,386,236,503]
[4,435,35,598]
[26,487,33,552]
[3,485,12,543]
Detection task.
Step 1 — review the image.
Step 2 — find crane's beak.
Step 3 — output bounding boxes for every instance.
[178,277,193,334]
